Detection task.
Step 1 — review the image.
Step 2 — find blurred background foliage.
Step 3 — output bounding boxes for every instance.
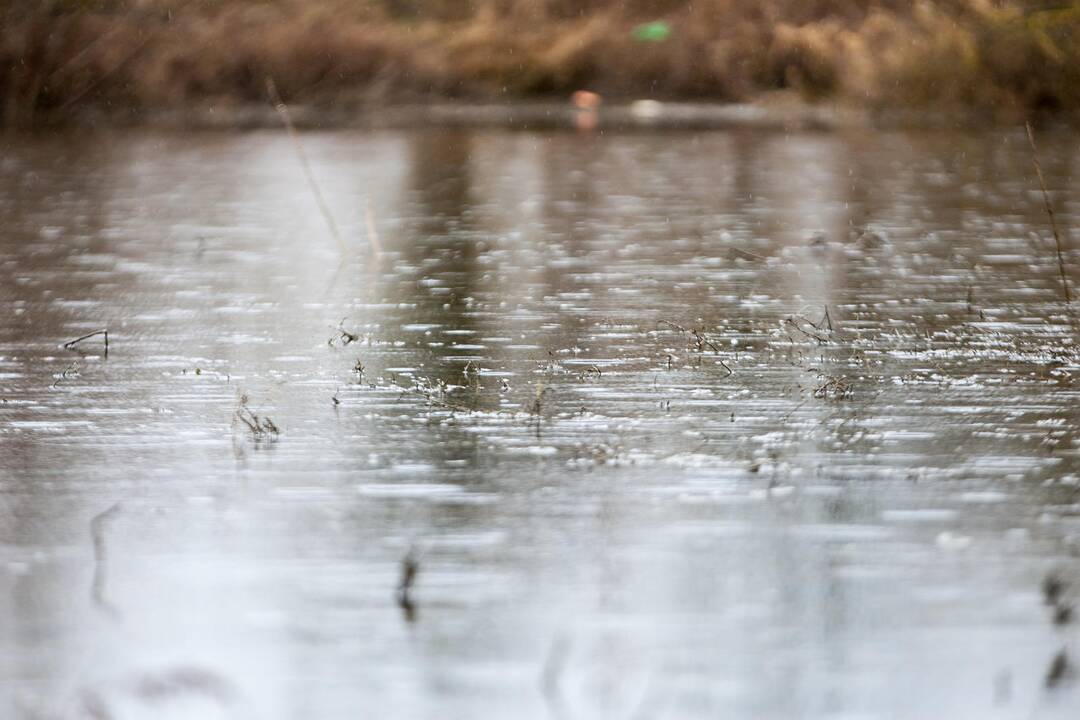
[2,0,1078,126]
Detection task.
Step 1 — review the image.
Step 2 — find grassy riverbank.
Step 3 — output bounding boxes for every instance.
[3,0,1079,127]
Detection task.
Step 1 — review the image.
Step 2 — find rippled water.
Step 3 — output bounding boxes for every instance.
[1,127,1079,719]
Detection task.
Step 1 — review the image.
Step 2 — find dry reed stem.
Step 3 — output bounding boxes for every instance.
[396,548,419,621]
[266,77,346,255]
[365,199,383,257]
[1025,121,1071,304]
[63,329,109,355]
[90,502,123,613]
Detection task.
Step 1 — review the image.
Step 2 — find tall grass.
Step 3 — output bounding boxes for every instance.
[3,0,1078,126]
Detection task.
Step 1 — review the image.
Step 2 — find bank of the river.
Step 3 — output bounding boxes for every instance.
[5,0,1080,129]
[68,100,846,131]
[50,99,1080,133]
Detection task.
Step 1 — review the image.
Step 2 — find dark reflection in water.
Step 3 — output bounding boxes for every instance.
[1,127,1079,720]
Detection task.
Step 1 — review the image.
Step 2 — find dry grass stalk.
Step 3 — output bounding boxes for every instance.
[396,548,419,621]
[266,77,346,255]
[90,502,123,613]
[234,394,280,439]
[1025,121,1071,304]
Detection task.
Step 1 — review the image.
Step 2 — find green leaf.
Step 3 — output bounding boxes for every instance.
[632,20,672,43]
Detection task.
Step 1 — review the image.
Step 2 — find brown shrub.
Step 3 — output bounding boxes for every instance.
[3,0,1079,126]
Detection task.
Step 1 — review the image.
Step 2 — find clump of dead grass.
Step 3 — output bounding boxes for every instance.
[3,0,1079,127]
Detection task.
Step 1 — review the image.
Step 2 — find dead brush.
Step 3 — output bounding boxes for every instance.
[391,373,472,413]
[328,318,359,347]
[526,380,555,436]
[569,442,622,466]
[463,361,482,393]
[233,394,279,439]
[782,313,833,345]
[578,364,602,382]
[657,319,733,375]
[51,360,80,389]
[811,372,853,400]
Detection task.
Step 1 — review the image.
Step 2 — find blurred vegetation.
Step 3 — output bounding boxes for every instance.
[2,0,1078,126]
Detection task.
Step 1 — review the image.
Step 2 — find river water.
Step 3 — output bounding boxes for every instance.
[1,127,1079,719]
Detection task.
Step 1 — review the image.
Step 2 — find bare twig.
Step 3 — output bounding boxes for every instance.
[781,399,808,422]
[731,247,767,261]
[821,305,834,332]
[1026,122,1071,304]
[783,316,830,344]
[657,319,690,333]
[657,319,733,374]
[63,329,108,355]
[266,78,346,255]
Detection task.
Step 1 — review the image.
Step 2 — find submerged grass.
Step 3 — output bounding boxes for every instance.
[4,0,1080,127]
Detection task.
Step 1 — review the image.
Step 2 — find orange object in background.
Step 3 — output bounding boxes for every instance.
[571,90,602,110]
[571,90,601,130]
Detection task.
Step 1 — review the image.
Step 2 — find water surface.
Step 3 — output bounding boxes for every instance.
[1,127,1079,719]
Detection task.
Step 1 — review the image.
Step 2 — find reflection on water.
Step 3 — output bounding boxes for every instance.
[1,127,1079,719]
